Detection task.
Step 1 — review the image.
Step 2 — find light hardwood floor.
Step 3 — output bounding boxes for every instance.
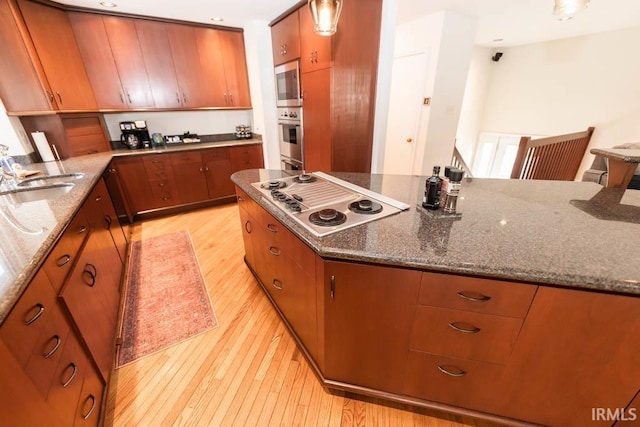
[104,203,503,427]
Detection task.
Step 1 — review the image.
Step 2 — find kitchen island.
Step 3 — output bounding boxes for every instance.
[231,169,640,427]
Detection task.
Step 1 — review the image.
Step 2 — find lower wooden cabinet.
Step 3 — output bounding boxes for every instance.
[236,189,640,427]
[60,226,121,381]
[322,261,421,393]
[108,144,263,221]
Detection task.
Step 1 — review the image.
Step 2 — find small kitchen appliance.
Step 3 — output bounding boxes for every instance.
[252,172,410,237]
[119,121,151,149]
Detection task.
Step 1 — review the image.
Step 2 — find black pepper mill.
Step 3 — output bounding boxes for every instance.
[422,166,443,210]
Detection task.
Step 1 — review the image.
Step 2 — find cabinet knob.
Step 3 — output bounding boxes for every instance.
[272,279,283,290]
[269,246,281,256]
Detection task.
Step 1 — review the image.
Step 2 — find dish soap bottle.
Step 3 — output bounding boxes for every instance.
[422,166,443,210]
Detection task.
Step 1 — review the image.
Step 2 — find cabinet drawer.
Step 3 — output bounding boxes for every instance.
[170,151,201,165]
[1,271,58,366]
[419,272,537,318]
[43,211,90,293]
[202,147,230,161]
[47,329,88,423]
[148,179,175,205]
[74,363,104,426]
[410,306,523,365]
[143,155,175,180]
[404,351,505,412]
[255,207,315,275]
[230,145,263,171]
[24,300,71,398]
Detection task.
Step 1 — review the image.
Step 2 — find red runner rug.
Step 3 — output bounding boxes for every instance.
[117,230,218,367]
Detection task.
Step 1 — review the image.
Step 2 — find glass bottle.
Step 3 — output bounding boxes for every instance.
[422,166,443,210]
[443,169,464,214]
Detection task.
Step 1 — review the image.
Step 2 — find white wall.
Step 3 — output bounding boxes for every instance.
[0,100,33,157]
[383,11,477,176]
[469,25,640,178]
[103,110,253,141]
[455,46,494,167]
[243,20,280,170]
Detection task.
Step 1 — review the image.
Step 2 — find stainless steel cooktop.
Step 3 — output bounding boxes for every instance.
[251,172,410,237]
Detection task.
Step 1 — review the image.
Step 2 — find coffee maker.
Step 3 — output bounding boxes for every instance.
[120,121,151,149]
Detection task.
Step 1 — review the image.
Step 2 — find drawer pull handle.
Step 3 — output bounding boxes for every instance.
[269,246,281,256]
[104,214,112,229]
[57,254,72,267]
[77,225,87,234]
[83,263,97,287]
[437,365,467,377]
[24,303,45,326]
[244,220,252,234]
[272,279,283,290]
[62,362,78,388]
[457,291,491,302]
[267,224,278,233]
[449,322,481,334]
[330,275,335,300]
[44,335,61,359]
[81,394,97,420]
[237,196,244,202]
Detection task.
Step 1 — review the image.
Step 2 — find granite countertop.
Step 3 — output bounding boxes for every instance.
[111,138,262,157]
[0,138,263,324]
[590,148,640,163]
[231,169,640,296]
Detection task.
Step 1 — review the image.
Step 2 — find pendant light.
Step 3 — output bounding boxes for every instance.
[553,0,590,21]
[308,0,343,36]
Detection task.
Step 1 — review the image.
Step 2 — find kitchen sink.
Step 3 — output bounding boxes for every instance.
[0,183,75,203]
[17,172,84,188]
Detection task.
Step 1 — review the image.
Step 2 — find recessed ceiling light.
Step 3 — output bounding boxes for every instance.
[100,1,117,7]
[211,17,224,22]
[493,38,504,42]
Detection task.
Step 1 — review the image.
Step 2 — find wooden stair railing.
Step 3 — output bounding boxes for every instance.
[451,146,473,178]
[510,127,595,181]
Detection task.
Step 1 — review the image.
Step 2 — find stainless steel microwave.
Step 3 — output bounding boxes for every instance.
[274,61,301,107]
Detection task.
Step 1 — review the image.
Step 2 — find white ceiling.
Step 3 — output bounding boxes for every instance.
[56,0,640,47]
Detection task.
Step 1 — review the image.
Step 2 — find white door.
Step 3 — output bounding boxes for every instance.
[383,52,428,175]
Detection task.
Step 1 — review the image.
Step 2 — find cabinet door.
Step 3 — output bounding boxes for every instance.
[85,179,128,265]
[74,363,104,426]
[271,11,300,66]
[68,12,127,109]
[134,20,182,109]
[165,23,209,108]
[170,151,209,204]
[202,148,235,199]
[60,229,121,381]
[498,287,640,427]
[102,16,155,108]
[236,199,256,271]
[299,6,332,73]
[302,68,331,171]
[0,0,51,112]
[323,261,421,393]
[194,27,227,107]
[110,157,156,218]
[218,31,251,108]
[18,0,97,110]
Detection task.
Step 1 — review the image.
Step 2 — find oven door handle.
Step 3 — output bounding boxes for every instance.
[277,119,301,126]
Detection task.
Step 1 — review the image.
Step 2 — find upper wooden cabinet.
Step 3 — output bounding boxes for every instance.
[299,6,331,73]
[16,0,97,111]
[0,0,52,112]
[196,28,251,108]
[271,11,300,66]
[134,20,182,109]
[165,23,211,108]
